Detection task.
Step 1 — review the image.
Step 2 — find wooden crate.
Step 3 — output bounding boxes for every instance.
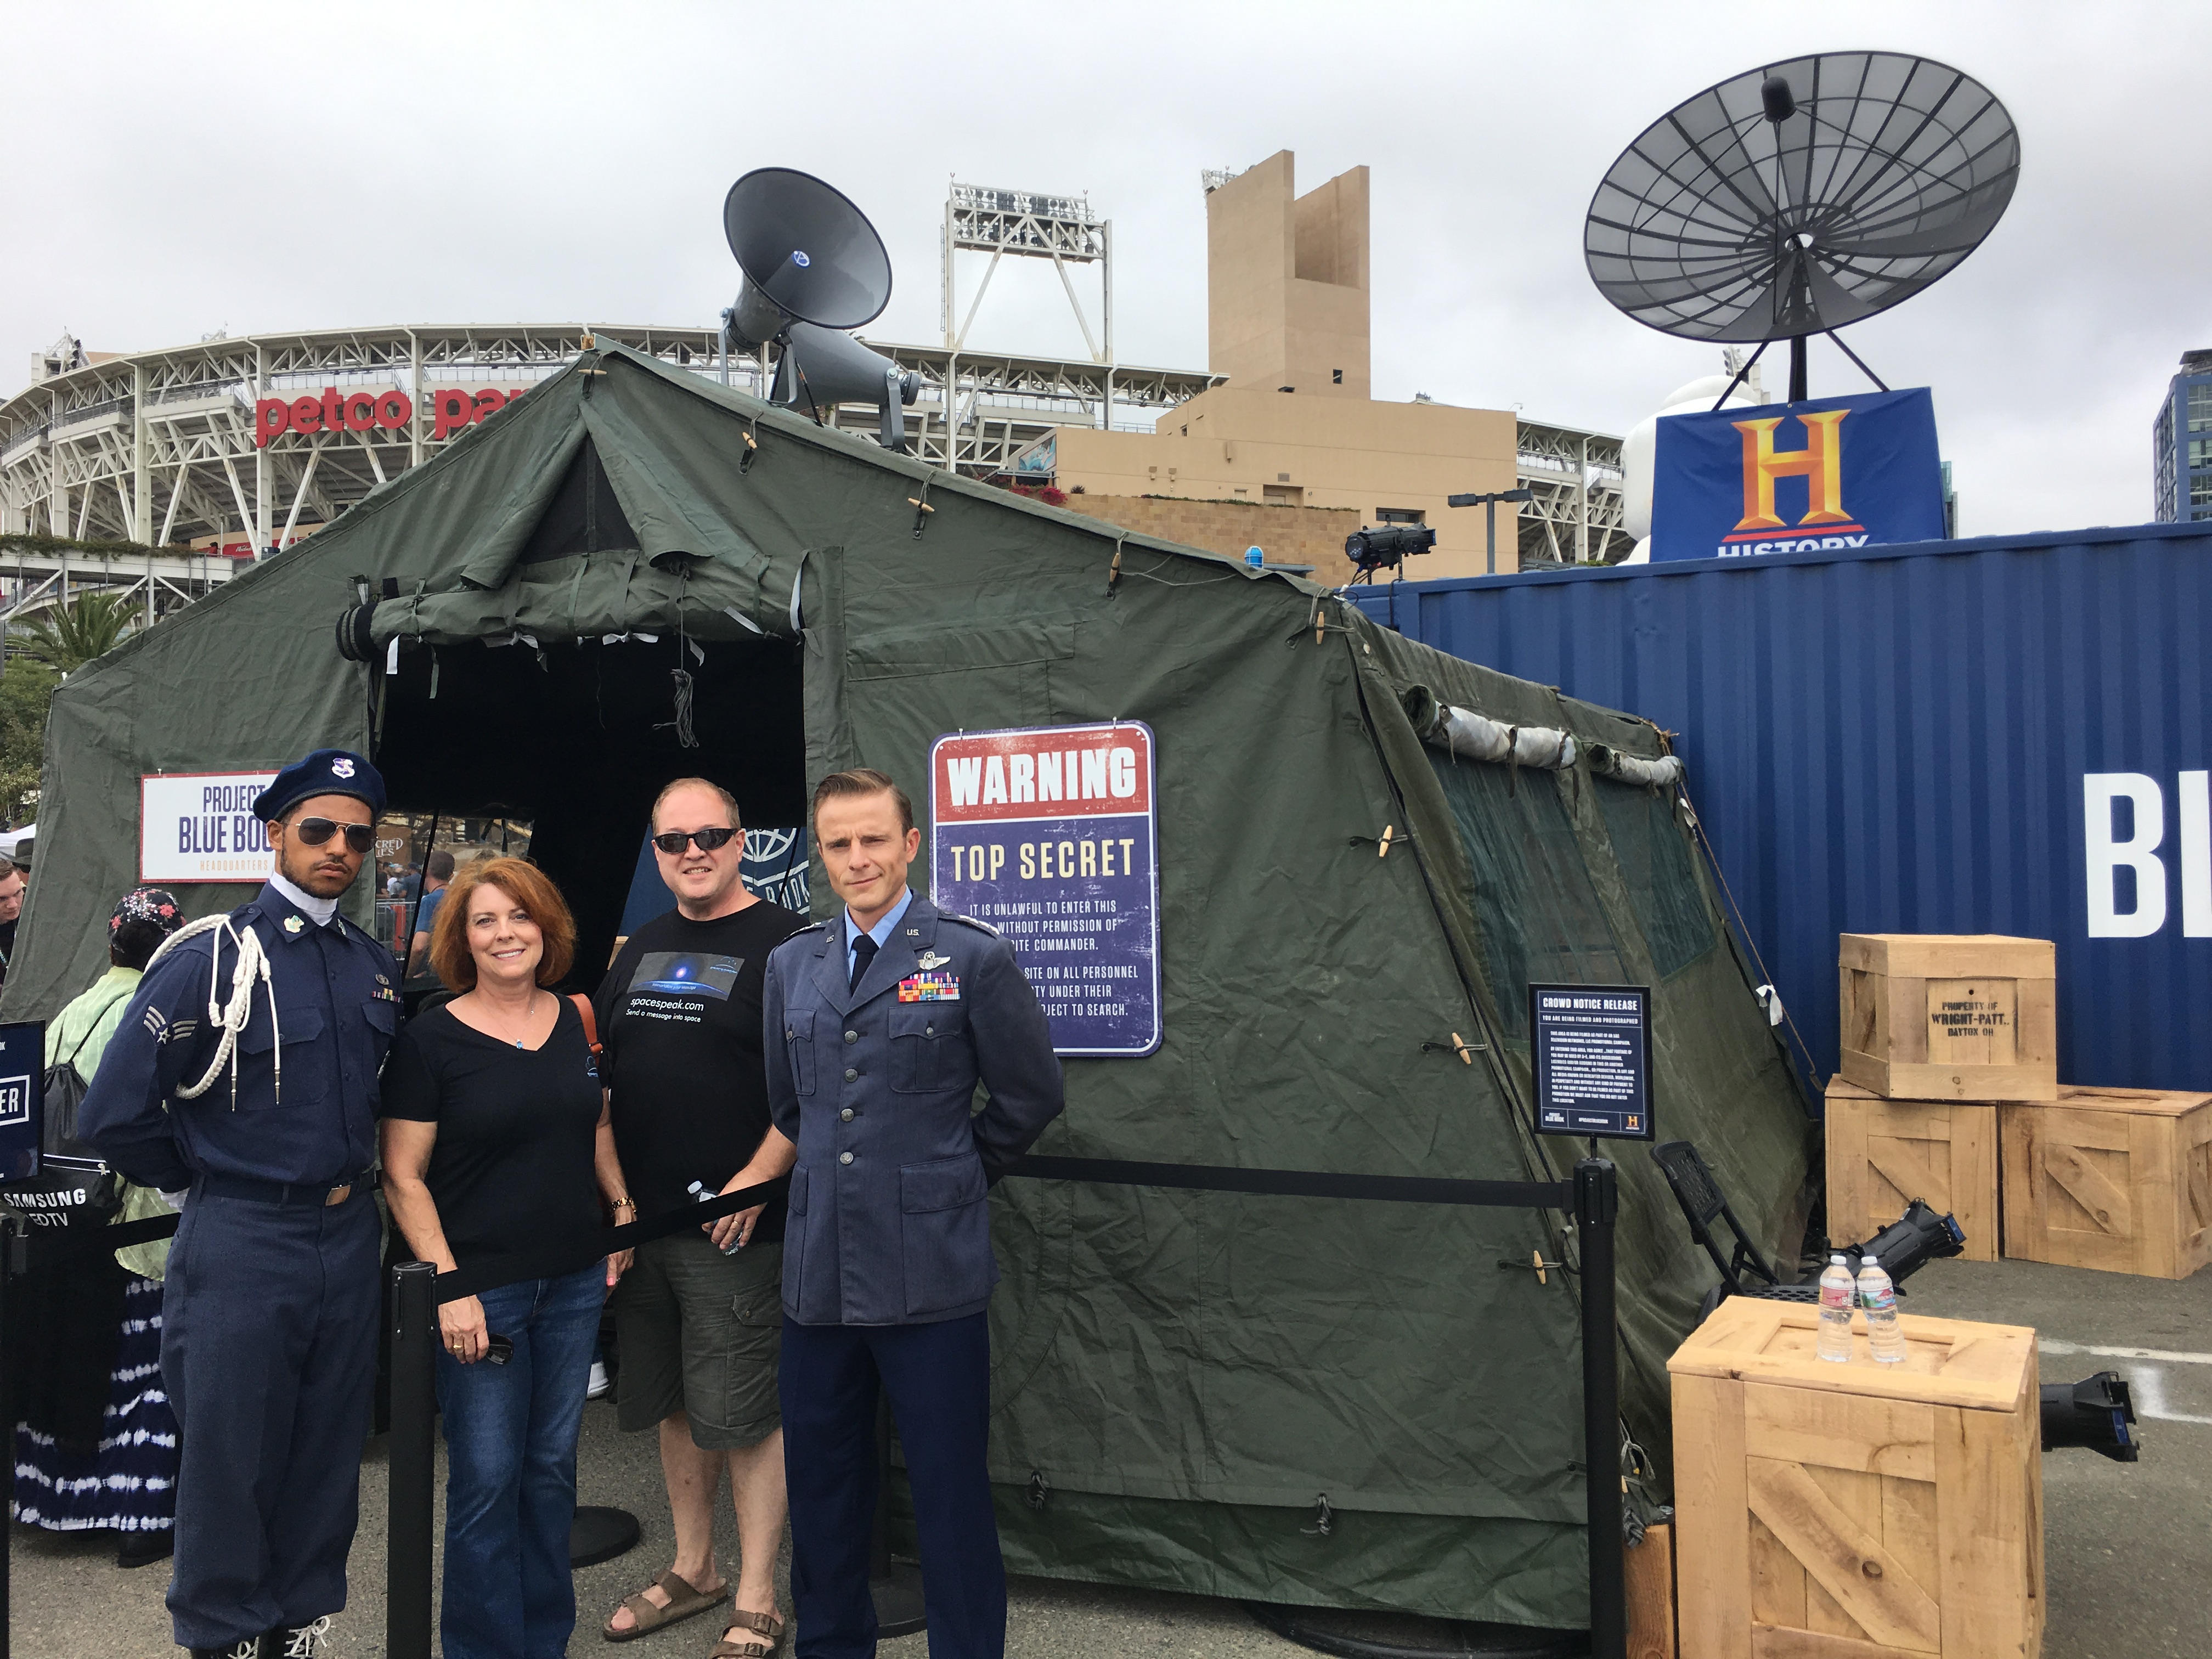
[1671,1299,2042,1659]
[1839,934,2057,1103]
[2000,1086,2212,1278]
[1825,1080,2000,1262]
[1627,1521,1678,1659]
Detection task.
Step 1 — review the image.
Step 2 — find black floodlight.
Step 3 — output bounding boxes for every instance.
[1843,1197,1966,1285]
[1345,524,1436,580]
[2041,1372,2139,1463]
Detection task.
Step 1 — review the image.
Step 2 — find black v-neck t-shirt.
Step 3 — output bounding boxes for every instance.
[595,900,808,1231]
[379,998,605,1271]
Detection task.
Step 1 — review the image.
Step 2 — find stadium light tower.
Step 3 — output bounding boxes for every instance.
[941,183,1113,365]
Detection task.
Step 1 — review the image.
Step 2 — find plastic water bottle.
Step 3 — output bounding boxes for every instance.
[1857,1255,1904,1364]
[687,1180,744,1255]
[1816,1254,1856,1362]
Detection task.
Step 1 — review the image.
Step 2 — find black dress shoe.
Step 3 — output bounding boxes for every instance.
[114,1526,174,1569]
[263,1617,332,1657]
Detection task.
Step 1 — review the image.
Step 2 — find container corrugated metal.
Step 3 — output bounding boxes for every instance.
[1353,523,2212,1094]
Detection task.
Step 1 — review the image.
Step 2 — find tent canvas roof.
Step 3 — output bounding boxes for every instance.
[9,342,1812,1628]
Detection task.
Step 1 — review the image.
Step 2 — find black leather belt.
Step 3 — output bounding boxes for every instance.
[199,1171,371,1208]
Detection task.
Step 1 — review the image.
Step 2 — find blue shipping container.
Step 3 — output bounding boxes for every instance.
[1353,523,2212,1094]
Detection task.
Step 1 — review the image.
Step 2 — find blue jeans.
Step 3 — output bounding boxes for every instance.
[434,1262,605,1659]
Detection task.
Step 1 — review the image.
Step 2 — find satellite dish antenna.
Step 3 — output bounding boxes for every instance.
[1584,52,2019,402]
[719,167,917,452]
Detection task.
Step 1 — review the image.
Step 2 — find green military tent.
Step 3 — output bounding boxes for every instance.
[5,342,1812,1631]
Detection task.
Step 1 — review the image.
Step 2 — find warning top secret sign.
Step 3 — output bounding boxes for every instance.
[929,722,1160,1057]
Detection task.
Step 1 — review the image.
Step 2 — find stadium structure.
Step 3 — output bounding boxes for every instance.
[0,176,1628,620]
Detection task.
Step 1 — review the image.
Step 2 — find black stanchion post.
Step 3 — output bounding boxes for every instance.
[1575,1158,1625,1659]
[0,1212,23,1659]
[388,1261,437,1659]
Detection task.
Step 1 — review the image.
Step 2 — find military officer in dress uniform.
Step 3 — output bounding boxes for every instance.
[81,749,400,1659]
[765,768,1063,1659]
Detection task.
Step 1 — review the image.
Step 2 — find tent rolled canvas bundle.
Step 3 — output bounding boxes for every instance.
[4,343,1813,1629]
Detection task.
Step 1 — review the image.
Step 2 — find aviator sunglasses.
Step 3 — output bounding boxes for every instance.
[652,826,738,855]
[290,817,376,855]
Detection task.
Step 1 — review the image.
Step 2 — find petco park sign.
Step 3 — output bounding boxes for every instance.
[254,383,528,448]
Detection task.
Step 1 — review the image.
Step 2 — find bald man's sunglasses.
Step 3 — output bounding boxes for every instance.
[652,826,738,855]
[292,818,375,854]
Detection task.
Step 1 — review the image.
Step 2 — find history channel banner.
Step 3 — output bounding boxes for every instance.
[1650,386,1945,562]
[140,770,281,882]
[929,721,1160,1057]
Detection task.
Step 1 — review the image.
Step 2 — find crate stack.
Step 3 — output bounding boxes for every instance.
[1831,933,2211,1279]
[1828,934,2055,1264]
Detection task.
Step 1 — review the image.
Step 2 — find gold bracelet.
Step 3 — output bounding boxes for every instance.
[610,1197,636,1215]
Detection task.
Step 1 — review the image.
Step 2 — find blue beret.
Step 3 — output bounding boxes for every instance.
[253,749,386,822]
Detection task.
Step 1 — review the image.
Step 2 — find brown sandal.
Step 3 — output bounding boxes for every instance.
[603,1570,729,1642]
[709,1608,786,1657]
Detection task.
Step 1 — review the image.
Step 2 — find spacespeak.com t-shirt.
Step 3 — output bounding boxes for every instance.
[594,899,808,1233]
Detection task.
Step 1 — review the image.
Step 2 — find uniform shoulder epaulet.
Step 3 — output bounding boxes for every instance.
[788,919,828,935]
[941,912,1001,938]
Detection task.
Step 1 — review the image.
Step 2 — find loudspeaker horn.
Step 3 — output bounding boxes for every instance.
[771,324,920,452]
[723,167,892,332]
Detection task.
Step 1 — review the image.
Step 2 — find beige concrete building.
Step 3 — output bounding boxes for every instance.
[1207,151,1370,400]
[1032,150,1525,579]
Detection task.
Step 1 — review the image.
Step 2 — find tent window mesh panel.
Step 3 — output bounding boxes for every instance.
[518,436,638,562]
[1593,776,1716,979]
[1428,756,1625,1037]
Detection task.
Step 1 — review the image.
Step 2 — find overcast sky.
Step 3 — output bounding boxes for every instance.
[4,1,2204,536]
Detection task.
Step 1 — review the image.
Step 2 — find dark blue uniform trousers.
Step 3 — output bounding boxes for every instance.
[161,1187,381,1649]
[781,1312,1003,1658]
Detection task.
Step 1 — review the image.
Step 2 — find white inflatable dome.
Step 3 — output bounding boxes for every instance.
[1618,373,1762,565]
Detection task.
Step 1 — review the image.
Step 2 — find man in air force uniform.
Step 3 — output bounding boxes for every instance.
[81,749,399,1659]
[765,769,1064,1659]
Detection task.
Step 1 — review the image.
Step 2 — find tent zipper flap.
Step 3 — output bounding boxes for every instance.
[583,358,776,589]
[452,400,590,592]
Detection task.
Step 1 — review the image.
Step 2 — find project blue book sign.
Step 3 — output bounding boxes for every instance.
[930,721,1161,1057]
[1651,387,1945,561]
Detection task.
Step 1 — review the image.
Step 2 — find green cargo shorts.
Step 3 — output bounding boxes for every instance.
[613,1232,783,1449]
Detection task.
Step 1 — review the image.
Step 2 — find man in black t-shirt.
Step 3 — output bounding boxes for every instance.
[596,779,804,1651]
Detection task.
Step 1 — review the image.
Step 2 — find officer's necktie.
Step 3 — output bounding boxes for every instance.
[850,930,877,992]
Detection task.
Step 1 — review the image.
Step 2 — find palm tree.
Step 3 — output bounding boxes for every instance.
[14,592,139,673]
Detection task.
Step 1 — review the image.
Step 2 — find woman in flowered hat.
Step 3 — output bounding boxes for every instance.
[11,887,187,1568]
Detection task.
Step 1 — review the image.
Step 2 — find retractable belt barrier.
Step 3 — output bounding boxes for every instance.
[391,1155,1628,1659]
[2,1159,1621,1659]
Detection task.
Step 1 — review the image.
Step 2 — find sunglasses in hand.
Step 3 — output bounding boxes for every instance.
[291,817,376,855]
[652,826,738,855]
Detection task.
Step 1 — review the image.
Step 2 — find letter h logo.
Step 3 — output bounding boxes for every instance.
[1733,410,1850,532]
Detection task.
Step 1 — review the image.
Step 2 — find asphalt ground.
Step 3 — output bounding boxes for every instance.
[10,1254,2206,1656]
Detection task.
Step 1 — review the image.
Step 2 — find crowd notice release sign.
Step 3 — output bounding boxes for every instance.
[140,770,281,883]
[929,721,1160,1057]
[1529,983,1654,1142]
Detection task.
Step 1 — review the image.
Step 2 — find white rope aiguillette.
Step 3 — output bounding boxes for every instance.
[145,914,281,1109]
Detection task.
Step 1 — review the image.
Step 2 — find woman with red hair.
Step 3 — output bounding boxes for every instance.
[380,858,634,1659]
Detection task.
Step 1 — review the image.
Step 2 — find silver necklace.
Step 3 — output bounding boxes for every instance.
[477,988,541,1049]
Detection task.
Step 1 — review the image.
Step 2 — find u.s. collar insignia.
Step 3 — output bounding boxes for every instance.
[283,915,304,934]
[916,950,950,970]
